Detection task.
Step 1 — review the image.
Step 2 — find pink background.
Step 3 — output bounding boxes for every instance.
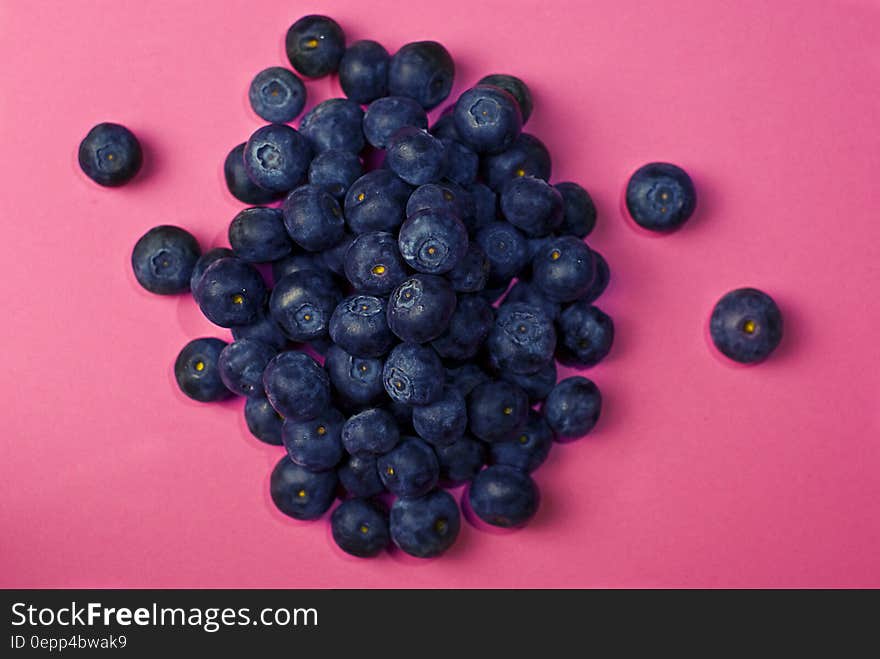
[1,0,879,588]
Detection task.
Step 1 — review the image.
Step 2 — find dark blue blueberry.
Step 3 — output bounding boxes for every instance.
[386,275,457,344]
[453,85,522,154]
[299,98,365,154]
[248,67,306,123]
[431,294,494,361]
[467,379,528,442]
[439,138,478,185]
[282,184,346,252]
[531,235,596,303]
[468,465,539,527]
[343,231,409,295]
[190,247,234,293]
[397,208,468,274]
[308,149,363,199]
[405,182,470,219]
[525,235,553,263]
[500,176,563,237]
[194,257,267,327]
[382,343,444,406]
[435,435,486,484]
[243,124,312,193]
[285,15,346,78]
[339,40,390,104]
[341,407,400,456]
[271,251,329,282]
[344,170,411,234]
[362,96,428,149]
[262,351,331,420]
[412,386,467,447]
[489,411,552,473]
[224,143,284,205]
[579,249,609,304]
[329,294,395,358]
[709,288,783,364]
[504,280,561,321]
[244,395,284,445]
[446,243,490,293]
[324,344,387,410]
[390,489,460,558]
[500,360,557,402]
[270,455,337,521]
[625,162,697,232]
[338,454,385,498]
[474,221,528,287]
[331,498,390,557]
[464,182,498,234]
[229,207,292,263]
[386,127,446,185]
[543,376,602,440]
[282,407,345,471]
[557,302,614,367]
[320,232,354,276]
[270,269,341,342]
[477,73,533,124]
[445,363,491,397]
[555,182,597,238]
[78,122,142,187]
[131,225,200,295]
[174,338,232,402]
[430,112,459,141]
[388,41,454,111]
[481,134,551,192]
[487,302,557,375]
[377,437,439,498]
[218,338,277,397]
[231,306,290,350]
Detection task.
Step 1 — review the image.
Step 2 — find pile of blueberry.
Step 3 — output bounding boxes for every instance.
[79,14,783,559]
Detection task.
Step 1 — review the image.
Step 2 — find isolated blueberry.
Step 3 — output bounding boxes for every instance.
[231,307,288,350]
[445,363,491,397]
[579,250,610,304]
[195,257,267,327]
[363,96,428,149]
[378,437,439,498]
[174,338,231,402]
[218,338,277,397]
[343,231,409,295]
[224,143,284,205]
[262,351,331,420]
[487,302,556,374]
[481,134,551,191]
[248,67,306,123]
[338,454,385,498]
[283,407,345,471]
[557,302,614,367]
[478,73,533,123]
[190,247,234,293]
[465,182,498,233]
[489,411,553,473]
[342,407,400,456]
[468,465,540,527]
[270,455,337,520]
[467,380,529,442]
[386,127,447,186]
[228,207,292,263]
[339,40,390,104]
[446,243,490,293]
[625,162,697,232]
[329,295,395,358]
[132,225,201,295]
[453,85,522,154]
[299,98,365,154]
[543,376,602,440]
[320,232,354,276]
[386,275,457,344]
[282,184,346,252]
[709,288,783,364]
[500,176,564,237]
[270,269,341,341]
[397,208,468,274]
[324,344,387,410]
[285,15,346,78]
[475,221,528,287]
[79,122,142,187]
[555,182,597,238]
[412,386,468,447]
[388,41,455,110]
[432,294,494,361]
[504,280,561,321]
[435,435,486,484]
[344,170,412,234]
[531,235,595,303]
[307,149,362,199]
[331,498,390,557]
[500,360,557,402]
[382,343,444,406]
[244,396,284,445]
[243,124,312,193]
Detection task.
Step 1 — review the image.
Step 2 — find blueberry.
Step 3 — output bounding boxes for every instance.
[386,275,457,344]
[557,302,614,367]
[78,122,142,187]
[270,455,337,521]
[281,184,346,252]
[397,208,468,274]
[362,96,428,149]
[411,386,467,447]
[500,360,557,402]
[388,41,454,110]
[579,249,610,304]
[283,407,345,471]
[339,40,390,104]
[224,143,285,205]
[320,232,354,276]
[467,380,528,442]
[474,222,528,287]
[244,395,284,445]
[465,182,498,233]
[228,207,292,263]
[324,344,387,409]
[341,407,400,456]
[468,465,539,527]
[489,411,552,473]
[481,134,551,192]
[504,280,561,321]
[262,351,331,420]
[331,498,390,557]
[194,257,267,327]
[406,182,471,218]
[453,85,522,154]
[390,489,460,558]
[329,294,395,358]
[231,307,289,350]
[299,98,365,154]
[190,247,234,293]
[377,438,439,498]
[435,435,486,484]
[555,182,597,238]
[338,454,385,498]
[543,376,601,440]
[343,231,409,295]
[625,162,696,232]
[531,235,595,303]
[445,363,491,397]
[439,139,478,185]
[344,170,412,234]
[270,269,341,342]
[432,294,494,361]
[307,149,363,200]
[285,15,346,78]
[174,338,232,402]
[382,343,444,406]
[446,243,490,293]
[248,67,306,123]
[477,73,533,124]
[271,252,328,281]
[487,302,556,374]
[217,338,277,397]
[243,124,312,193]
[500,176,563,237]
[131,225,201,295]
[709,288,783,364]
[386,127,447,186]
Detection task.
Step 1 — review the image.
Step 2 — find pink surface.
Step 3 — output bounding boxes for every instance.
[1,0,879,588]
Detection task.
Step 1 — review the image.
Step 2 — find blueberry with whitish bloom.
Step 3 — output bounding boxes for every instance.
[262,351,331,421]
[543,376,602,440]
[386,274,457,344]
[468,465,540,527]
[282,407,345,471]
[329,294,395,358]
[625,162,696,232]
[341,407,400,456]
[299,98,365,154]
[377,437,439,498]
[248,67,306,123]
[132,225,201,295]
[78,122,142,187]
[487,302,556,375]
[390,489,460,558]
[324,344,387,411]
[243,124,312,194]
[386,127,447,186]
[363,96,428,149]
[412,386,467,447]
[270,269,341,342]
[382,343,444,406]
